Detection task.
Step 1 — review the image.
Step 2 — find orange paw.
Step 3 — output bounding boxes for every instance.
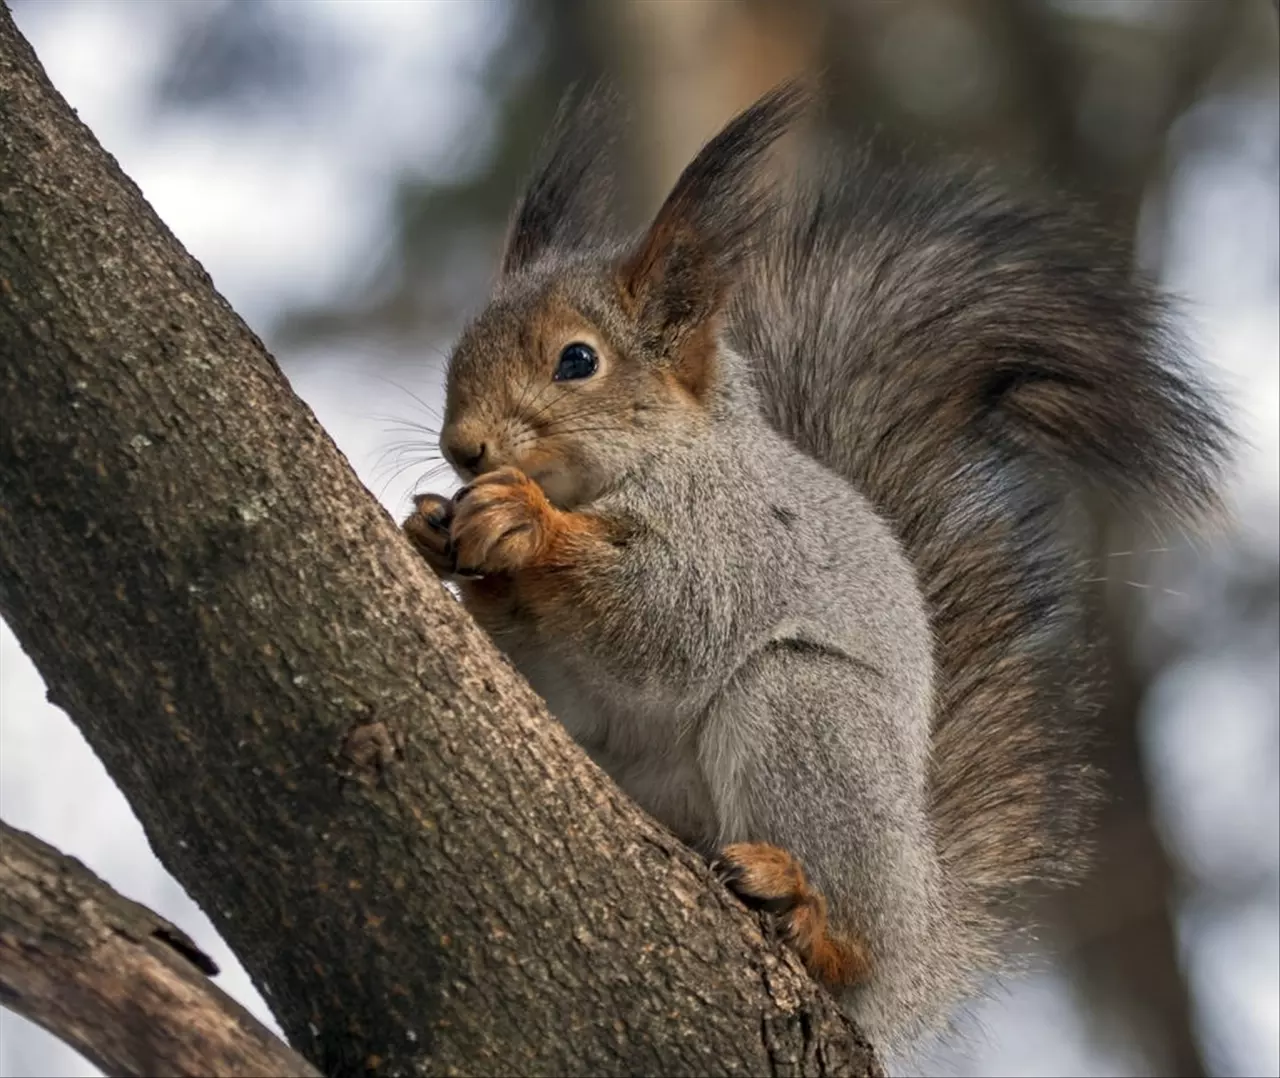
[450,467,556,575]
[403,492,460,579]
[718,842,871,987]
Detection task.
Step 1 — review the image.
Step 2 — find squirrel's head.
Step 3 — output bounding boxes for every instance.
[439,83,805,508]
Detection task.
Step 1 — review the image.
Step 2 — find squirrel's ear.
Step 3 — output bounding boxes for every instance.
[618,82,807,352]
[501,86,620,277]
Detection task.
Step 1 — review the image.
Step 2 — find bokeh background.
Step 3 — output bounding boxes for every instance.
[1,1,1277,1075]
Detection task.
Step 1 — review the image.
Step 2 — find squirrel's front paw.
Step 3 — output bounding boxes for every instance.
[403,492,460,579]
[716,842,872,988]
[450,466,554,575]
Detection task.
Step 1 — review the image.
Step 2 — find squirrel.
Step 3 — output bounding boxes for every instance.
[401,83,1231,1055]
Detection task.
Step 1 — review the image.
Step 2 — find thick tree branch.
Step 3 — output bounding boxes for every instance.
[0,8,878,1076]
[0,819,320,1078]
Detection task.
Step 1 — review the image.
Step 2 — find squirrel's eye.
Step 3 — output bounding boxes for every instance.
[554,342,598,382]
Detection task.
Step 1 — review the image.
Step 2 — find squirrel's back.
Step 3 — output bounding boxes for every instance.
[729,142,1232,959]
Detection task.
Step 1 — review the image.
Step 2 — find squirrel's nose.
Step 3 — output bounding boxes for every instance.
[444,436,487,476]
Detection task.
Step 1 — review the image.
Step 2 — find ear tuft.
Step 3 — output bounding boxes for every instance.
[502,85,622,276]
[618,81,809,339]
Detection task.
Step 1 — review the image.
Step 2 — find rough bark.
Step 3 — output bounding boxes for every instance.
[0,8,879,1077]
[0,819,321,1078]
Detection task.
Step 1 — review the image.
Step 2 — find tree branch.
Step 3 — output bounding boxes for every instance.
[0,7,879,1076]
[0,818,321,1078]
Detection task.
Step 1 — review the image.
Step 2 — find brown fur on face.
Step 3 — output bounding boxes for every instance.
[437,85,807,506]
[440,271,711,509]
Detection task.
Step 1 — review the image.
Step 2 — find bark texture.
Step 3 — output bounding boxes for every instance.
[0,819,320,1078]
[0,8,879,1077]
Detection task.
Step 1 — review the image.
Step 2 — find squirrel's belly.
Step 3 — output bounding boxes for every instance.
[592,747,719,852]
[514,651,721,849]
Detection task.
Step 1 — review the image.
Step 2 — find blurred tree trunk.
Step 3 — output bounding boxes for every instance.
[586,0,823,205]
[0,9,879,1077]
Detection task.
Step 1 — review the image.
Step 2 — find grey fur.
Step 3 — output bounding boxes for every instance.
[422,87,1232,1056]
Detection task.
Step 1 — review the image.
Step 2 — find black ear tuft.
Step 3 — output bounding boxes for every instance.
[619,81,809,339]
[501,85,622,276]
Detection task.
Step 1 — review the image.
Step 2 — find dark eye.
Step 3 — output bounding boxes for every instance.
[554,342,598,382]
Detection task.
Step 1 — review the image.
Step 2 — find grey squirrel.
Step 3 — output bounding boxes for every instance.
[402,84,1231,1054]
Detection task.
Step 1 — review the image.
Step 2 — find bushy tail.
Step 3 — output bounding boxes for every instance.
[731,142,1232,933]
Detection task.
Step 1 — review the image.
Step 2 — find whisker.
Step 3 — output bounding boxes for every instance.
[377,423,443,441]
[517,400,619,439]
[371,454,434,493]
[419,342,453,364]
[373,459,423,500]
[368,440,447,482]
[369,440,431,470]
[370,436,443,459]
[366,409,440,429]
[1080,576,1188,599]
[532,401,601,426]
[513,368,543,418]
[357,410,438,438]
[520,417,635,443]
[539,422,631,439]
[369,373,447,424]
[1103,547,1172,559]
[521,379,564,428]
[376,458,455,502]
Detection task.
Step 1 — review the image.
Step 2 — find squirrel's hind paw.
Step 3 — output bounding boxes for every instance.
[716,841,872,988]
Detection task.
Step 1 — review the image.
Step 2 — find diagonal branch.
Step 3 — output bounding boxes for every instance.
[0,7,878,1076]
[0,818,321,1078]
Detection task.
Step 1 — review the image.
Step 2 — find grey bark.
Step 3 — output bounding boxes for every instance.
[0,7,879,1077]
[0,819,321,1078]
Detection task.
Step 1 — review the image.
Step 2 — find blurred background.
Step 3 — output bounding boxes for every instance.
[0,1,1276,1075]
